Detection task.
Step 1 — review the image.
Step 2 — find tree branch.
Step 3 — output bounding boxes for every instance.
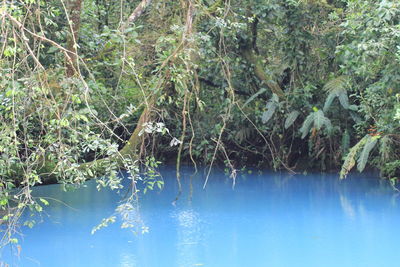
[121,0,152,31]
[240,45,286,99]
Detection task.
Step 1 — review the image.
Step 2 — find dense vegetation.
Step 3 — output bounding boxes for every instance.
[0,0,399,248]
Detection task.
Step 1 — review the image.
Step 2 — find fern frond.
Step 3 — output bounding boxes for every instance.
[340,135,368,179]
[314,110,325,130]
[235,127,253,143]
[338,91,349,109]
[285,110,300,129]
[323,76,348,93]
[357,135,378,172]
[300,110,332,138]
[323,92,336,111]
[323,116,332,133]
[350,111,362,123]
[323,76,350,111]
[300,113,314,139]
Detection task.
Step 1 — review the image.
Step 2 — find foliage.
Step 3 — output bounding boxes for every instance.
[300,109,332,139]
[323,76,349,111]
[1,0,400,256]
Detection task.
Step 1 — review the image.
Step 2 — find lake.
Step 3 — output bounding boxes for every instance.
[1,167,400,267]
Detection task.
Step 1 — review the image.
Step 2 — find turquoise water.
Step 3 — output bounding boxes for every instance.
[1,168,400,267]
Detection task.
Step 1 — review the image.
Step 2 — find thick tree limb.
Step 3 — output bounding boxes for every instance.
[240,46,286,99]
[119,98,154,158]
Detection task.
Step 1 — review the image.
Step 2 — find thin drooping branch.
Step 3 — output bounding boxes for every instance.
[174,0,195,196]
[5,13,75,57]
[120,0,152,32]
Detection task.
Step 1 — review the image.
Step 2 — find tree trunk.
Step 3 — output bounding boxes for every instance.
[66,0,84,77]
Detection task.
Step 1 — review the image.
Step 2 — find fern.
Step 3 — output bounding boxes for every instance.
[284,110,300,129]
[349,111,362,123]
[340,135,379,179]
[300,109,332,139]
[300,113,314,139]
[340,135,368,179]
[323,76,350,111]
[323,75,348,93]
[314,110,332,131]
[323,93,336,112]
[338,91,349,109]
[357,135,378,172]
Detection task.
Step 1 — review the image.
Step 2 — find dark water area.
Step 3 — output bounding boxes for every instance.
[2,167,400,267]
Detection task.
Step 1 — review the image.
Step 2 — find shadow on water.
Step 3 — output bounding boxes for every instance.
[2,167,400,267]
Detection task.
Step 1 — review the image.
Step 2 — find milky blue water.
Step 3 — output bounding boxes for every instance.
[1,168,400,267]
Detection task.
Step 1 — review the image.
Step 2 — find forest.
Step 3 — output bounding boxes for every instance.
[0,0,400,248]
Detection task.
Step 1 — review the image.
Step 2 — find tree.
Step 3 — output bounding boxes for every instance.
[1,0,400,251]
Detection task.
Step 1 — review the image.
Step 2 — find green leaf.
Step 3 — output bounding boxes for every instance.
[323,92,336,111]
[338,91,349,109]
[314,110,325,130]
[300,110,332,138]
[47,46,58,53]
[300,113,314,139]
[243,88,266,107]
[350,111,362,123]
[262,104,276,123]
[261,94,279,124]
[39,198,49,206]
[284,110,300,129]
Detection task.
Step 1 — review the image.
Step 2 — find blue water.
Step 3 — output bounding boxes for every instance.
[1,168,400,267]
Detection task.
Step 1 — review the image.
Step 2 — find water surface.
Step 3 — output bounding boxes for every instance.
[2,168,399,267]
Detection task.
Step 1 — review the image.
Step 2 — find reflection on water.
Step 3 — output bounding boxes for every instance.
[119,252,137,267]
[339,195,356,219]
[172,209,203,267]
[1,168,400,267]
